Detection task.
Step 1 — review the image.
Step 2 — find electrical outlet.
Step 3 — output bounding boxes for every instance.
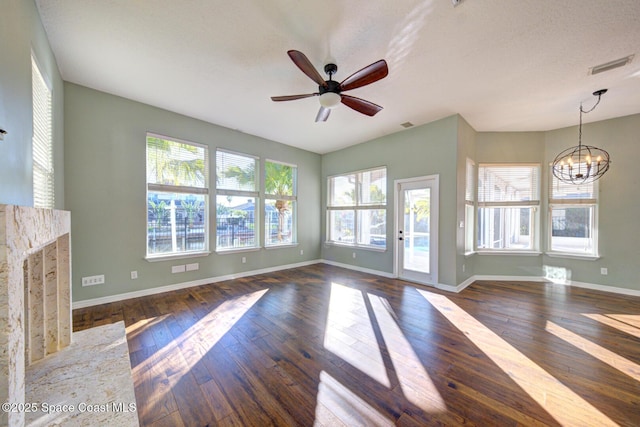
[186,263,199,271]
[300,249,304,255]
[171,265,185,274]
[462,264,466,273]
[130,271,138,280]
[352,252,356,259]
[600,267,608,275]
[242,257,246,264]
[82,274,105,286]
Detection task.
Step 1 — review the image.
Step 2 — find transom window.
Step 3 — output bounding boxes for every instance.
[146,134,209,257]
[327,167,387,249]
[477,164,540,251]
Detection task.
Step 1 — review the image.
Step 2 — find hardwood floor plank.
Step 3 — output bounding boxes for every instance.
[73,264,640,426]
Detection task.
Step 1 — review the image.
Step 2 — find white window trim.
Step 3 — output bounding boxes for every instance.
[145,133,210,259]
[326,166,387,249]
[547,170,599,257]
[31,52,54,209]
[264,159,298,247]
[476,163,541,253]
[215,149,260,251]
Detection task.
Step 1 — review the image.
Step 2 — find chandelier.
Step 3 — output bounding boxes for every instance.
[552,89,610,184]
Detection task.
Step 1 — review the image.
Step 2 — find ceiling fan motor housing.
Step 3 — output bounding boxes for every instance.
[320,79,341,95]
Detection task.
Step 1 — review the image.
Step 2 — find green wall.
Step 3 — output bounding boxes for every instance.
[64,83,321,302]
[321,115,459,286]
[0,0,64,208]
[543,114,640,289]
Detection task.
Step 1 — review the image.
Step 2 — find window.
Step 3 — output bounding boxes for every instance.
[477,164,540,251]
[548,170,598,256]
[32,54,54,209]
[465,158,475,253]
[216,150,258,250]
[327,167,386,249]
[146,134,208,257]
[265,160,297,246]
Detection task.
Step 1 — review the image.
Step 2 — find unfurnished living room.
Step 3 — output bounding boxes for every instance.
[2,1,640,426]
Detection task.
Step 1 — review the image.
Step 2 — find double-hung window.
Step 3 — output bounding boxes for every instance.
[327,167,387,249]
[146,134,209,257]
[548,170,598,257]
[477,164,540,251]
[32,54,54,209]
[265,160,297,246]
[465,158,475,254]
[215,150,259,251]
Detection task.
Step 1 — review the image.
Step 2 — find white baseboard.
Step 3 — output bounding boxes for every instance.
[73,261,640,309]
[320,260,396,278]
[72,259,322,309]
[464,274,640,297]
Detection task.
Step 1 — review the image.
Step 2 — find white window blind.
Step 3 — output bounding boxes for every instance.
[147,134,208,193]
[478,165,540,205]
[32,55,54,209]
[216,150,257,192]
[550,177,595,203]
[465,158,475,202]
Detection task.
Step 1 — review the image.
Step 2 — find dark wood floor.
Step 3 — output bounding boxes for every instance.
[73,264,640,426]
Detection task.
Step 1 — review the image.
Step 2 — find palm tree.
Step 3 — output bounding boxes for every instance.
[222,161,294,242]
[265,162,294,242]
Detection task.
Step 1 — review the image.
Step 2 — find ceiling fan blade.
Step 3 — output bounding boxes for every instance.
[271,93,318,102]
[339,60,388,92]
[288,50,328,88]
[340,95,383,117]
[315,106,330,122]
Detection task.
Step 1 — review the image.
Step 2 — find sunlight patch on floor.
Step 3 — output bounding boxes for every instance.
[417,289,618,427]
[131,287,267,411]
[324,283,390,387]
[367,293,446,413]
[314,371,394,427]
[546,321,640,381]
[582,313,640,338]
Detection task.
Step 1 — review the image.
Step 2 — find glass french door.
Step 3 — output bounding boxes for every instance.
[395,176,439,285]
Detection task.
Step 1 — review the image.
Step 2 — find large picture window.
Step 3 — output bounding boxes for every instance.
[265,160,297,246]
[327,167,387,249]
[146,134,208,257]
[548,170,598,256]
[216,150,259,251]
[477,164,540,251]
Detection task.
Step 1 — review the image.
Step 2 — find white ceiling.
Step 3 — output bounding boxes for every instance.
[36,0,640,154]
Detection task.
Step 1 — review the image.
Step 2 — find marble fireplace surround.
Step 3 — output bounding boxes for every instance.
[0,205,138,427]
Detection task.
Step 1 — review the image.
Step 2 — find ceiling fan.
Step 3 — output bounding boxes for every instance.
[271,50,389,122]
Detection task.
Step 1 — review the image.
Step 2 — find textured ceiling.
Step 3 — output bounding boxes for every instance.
[36,0,640,154]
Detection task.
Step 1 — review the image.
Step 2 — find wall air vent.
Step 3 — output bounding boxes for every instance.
[589,55,634,75]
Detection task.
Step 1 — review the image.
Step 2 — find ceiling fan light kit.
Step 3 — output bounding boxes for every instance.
[271,50,388,122]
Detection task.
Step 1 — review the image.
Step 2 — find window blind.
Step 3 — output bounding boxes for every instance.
[478,164,540,205]
[32,55,54,209]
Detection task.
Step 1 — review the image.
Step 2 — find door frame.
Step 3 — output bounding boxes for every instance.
[393,174,439,286]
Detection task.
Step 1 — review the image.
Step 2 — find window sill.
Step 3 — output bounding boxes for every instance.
[265,243,299,250]
[324,241,387,253]
[545,252,600,261]
[464,251,476,257]
[145,251,211,262]
[476,250,541,256]
[216,247,261,255]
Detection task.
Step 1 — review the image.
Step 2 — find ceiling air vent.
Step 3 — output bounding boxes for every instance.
[401,122,414,128]
[589,55,634,75]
